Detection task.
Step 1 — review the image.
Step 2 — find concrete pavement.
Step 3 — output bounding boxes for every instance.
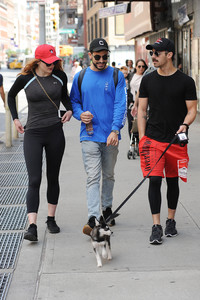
[5,117,200,300]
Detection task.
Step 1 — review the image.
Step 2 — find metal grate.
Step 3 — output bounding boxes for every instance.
[0,142,23,154]
[0,139,27,298]
[0,273,12,300]
[0,154,14,163]
[0,162,27,173]
[0,207,27,231]
[0,187,27,205]
[0,233,23,269]
[0,173,28,187]
[10,153,25,162]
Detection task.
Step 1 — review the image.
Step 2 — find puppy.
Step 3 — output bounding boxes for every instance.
[90,216,112,267]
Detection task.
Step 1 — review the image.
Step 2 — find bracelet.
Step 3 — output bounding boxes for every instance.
[182,123,189,129]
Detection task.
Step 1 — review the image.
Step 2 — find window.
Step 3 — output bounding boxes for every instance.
[104,18,108,37]
[88,19,90,43]
[115,15,124,36]
[91,17,94,41]
[99,18,102,37]
[95,14,98,38]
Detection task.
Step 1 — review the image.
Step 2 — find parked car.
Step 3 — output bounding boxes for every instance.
[9,59,23,69]
[7,57,16,69]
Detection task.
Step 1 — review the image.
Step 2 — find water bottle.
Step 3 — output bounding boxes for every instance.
[85,111,93,136]
[86,121,93,135]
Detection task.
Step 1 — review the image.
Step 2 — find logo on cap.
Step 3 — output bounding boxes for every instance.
[155,38,163,45]
[99,40,104,45]
[50,49,54,53]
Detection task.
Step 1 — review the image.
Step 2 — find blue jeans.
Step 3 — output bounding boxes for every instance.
[81,141,119,220]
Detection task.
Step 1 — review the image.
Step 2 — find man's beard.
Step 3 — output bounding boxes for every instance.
[93,61,107,70]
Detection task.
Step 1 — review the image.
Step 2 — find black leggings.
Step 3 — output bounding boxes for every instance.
[148,176,179,214]
[24,123,65,213]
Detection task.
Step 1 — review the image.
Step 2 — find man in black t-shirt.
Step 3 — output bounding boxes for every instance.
[138,38,197,245]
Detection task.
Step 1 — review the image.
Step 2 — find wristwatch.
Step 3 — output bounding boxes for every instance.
[111,130,119,135]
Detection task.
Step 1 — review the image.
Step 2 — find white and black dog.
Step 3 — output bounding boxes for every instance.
[90,217,112,267]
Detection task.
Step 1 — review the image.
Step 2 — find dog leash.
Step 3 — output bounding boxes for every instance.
[106,134,178,223]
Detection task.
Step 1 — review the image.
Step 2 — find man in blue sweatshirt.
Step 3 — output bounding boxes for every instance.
[70,38,127,235]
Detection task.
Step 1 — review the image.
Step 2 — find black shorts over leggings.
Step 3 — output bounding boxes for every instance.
[24,123,65,213]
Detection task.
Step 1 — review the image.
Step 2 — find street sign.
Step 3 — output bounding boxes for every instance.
[59,29,75,34]
[99,3,130,19]
[38,0,46,4]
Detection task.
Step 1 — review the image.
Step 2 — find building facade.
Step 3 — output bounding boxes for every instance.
[86,0,134,67]
[124,0,200,112]
[27,0,39,52]
[0,0,15,63]
[14,0,27,51]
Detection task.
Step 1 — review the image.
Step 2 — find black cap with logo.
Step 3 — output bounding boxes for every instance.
[146,38,175,54]
[89,38,110,52]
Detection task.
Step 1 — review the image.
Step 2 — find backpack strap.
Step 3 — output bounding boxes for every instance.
[78,68,87,98]
[78,67,119,98]
[113,68,119,88]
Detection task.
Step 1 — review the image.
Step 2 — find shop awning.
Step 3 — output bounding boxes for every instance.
[124,1,153,41]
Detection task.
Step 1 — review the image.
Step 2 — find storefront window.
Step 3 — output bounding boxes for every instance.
[115,15,124,36]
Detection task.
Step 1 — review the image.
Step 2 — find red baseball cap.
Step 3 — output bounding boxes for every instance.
[35,44,61,64]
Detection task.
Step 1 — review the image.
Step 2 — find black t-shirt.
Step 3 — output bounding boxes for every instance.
[8,70,72,130]
[139,70,197,142]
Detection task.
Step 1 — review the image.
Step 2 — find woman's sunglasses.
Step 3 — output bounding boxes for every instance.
[93,54,109,61]
[40,60,59,67]
[137,65,146,68]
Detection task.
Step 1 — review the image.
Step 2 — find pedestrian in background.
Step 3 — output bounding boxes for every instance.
[137,38,197,245]
[120,65,133,138]
[8,44,73,242]
[127,59,134,73]
[70,38,127,235]
[0,73,5,106]
[128,59,147,137]
[120,66,129,87]
[111,61,116,68]
[70,61,82,80]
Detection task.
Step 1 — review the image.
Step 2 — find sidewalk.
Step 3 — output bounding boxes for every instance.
[6,118,200,300]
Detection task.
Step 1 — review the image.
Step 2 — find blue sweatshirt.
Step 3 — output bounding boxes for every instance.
[70,66,127,143]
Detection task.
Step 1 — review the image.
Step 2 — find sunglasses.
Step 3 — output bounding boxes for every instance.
[149,51,162,57]
[137,65,146,68]
[93,54,109,61]
[40,60,59,67]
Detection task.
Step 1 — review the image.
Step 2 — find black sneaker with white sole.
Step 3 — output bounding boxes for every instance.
[24,223,38,241]
[165,219,178,237]
[149,224,163,245]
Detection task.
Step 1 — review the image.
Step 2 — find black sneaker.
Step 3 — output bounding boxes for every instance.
[82,216,96,236]
[24,223,38,241]
[165,219,178,237]
[103,207,115,226]
[46,219,60,234]
[149,224,163,245]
